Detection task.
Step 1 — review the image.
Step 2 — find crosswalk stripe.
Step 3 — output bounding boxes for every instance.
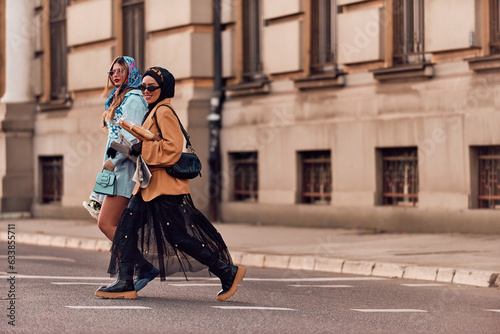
[66,306,152,310]
[352,309,427,313]
[212,306,296,311]
[289,284,353,288]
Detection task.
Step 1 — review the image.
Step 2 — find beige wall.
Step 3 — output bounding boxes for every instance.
[5,0,500,232]
[425,0,481,52]
[67,0,113,47]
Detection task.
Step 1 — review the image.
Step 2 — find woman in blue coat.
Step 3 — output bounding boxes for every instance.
[84,56,147,241]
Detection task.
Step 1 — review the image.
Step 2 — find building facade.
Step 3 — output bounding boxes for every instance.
[1,0,500,233]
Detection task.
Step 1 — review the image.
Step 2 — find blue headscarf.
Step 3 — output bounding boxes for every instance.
[105,56,142,109]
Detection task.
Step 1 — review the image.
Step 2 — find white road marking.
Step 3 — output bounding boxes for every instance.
[0,272,210,281]
[0,255,76,262]
[168,283,222,287]
[66,306,152,310]
[485,309,500,313]
[352,309,427,313]
[244,277,386,282]
[52,282,110,285]
[289,284,353,288]
[0,273,384,283]
[212,306,296,311]
[401,284,445,287]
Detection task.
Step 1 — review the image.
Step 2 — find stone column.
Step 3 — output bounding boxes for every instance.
[0,0,35,214]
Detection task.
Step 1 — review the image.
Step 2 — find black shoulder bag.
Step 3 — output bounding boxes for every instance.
[153,104,202,179]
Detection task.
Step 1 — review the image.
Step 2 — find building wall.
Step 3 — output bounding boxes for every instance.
[2,0,500,233]
[219,0,500,233]
[0,0,215,218]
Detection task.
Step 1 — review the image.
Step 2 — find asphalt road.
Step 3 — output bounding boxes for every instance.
[0,242,499,334]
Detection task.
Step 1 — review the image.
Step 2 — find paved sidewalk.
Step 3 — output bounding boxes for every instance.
[1,219,499,288]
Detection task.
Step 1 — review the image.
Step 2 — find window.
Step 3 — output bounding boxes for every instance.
[123,0,145,73]
[393,0,424,65]
[310,0,336,74]
[490,0,500,54]
[242,0,262,81]
[477,146,500,209]
[380,147,418,206]
[49,0,70,100]
[231,152,258,201]
[40,156,63,204]
[300,151,332,204]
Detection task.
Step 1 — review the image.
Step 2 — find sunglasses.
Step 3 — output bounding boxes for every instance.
[107,68,126,76]
[138,85,161,92]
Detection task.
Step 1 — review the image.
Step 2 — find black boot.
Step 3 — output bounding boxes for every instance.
[134,263,159,292]
[95,263,137,299]
[209,259,246,301]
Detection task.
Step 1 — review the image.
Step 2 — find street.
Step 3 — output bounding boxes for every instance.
[0,242,499,334]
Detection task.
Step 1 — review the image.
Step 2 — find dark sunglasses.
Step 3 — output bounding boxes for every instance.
[138,85,161,92]
[107,68,126,76]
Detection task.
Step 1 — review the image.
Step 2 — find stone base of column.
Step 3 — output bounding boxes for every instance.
[0,102,35,213]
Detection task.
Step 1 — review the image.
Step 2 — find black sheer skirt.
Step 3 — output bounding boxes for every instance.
[107,193,232,280]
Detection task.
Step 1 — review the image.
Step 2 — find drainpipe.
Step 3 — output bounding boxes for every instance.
[208,0,225,221]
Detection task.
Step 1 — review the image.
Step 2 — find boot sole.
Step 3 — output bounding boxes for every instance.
[94,290,138,299]
[217,266,246,301]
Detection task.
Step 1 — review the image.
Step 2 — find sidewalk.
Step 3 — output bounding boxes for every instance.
[1,218,499,288]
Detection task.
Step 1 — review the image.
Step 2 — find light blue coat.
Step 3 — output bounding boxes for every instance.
[103,90,148,198]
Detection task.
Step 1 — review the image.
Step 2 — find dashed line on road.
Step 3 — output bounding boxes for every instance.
[66,306,152,310]
[485,309,500,313]
[288,284,353,288]
[352,309,427,313]
[243,277,386,282]
[401,284,445,287]
[168,283,222,287]
[212,306,296,311]
[52,282,110,285]
[0,255,76,262]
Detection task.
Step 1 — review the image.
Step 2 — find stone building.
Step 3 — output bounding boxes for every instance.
[1,0,500,233]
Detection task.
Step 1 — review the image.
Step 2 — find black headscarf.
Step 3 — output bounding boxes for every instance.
[143,66,175,113]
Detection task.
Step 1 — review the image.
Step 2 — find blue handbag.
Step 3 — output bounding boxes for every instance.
[93,169,117,196]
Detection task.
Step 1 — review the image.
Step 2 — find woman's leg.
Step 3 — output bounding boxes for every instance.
[97,195,130,241]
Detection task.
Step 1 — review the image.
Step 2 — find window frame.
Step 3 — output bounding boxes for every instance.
[476,146,500,209]
[241,0,263,82]
[230,152,259,202]
[40,156,63,204]
[379,147,419,207]
[49,0,70,101]
[122,0,145,73]
[392,0,425,65]
[299,150,332,205]
[310,0,337,75]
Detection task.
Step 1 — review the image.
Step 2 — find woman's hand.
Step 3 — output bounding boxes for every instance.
[103,159,116,171]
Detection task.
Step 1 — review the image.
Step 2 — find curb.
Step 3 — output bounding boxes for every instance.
[3,232,499,289]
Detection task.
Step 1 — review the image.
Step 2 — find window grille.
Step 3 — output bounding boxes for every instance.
[310,0,336,74]
[49,0,70,100]
[300,151,332,204]
[123,0,145,73]
[381,147,418,206]
[40,156,63,204]
[231,152,258,201]
[242,0,262,81]
[477,146,500,209]
[490,0,500,54]
[393,0,425,65]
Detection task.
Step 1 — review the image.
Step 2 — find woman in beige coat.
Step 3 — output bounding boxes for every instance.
[95,67,245,301]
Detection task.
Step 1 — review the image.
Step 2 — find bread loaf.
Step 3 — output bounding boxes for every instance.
[119,120,160,141]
